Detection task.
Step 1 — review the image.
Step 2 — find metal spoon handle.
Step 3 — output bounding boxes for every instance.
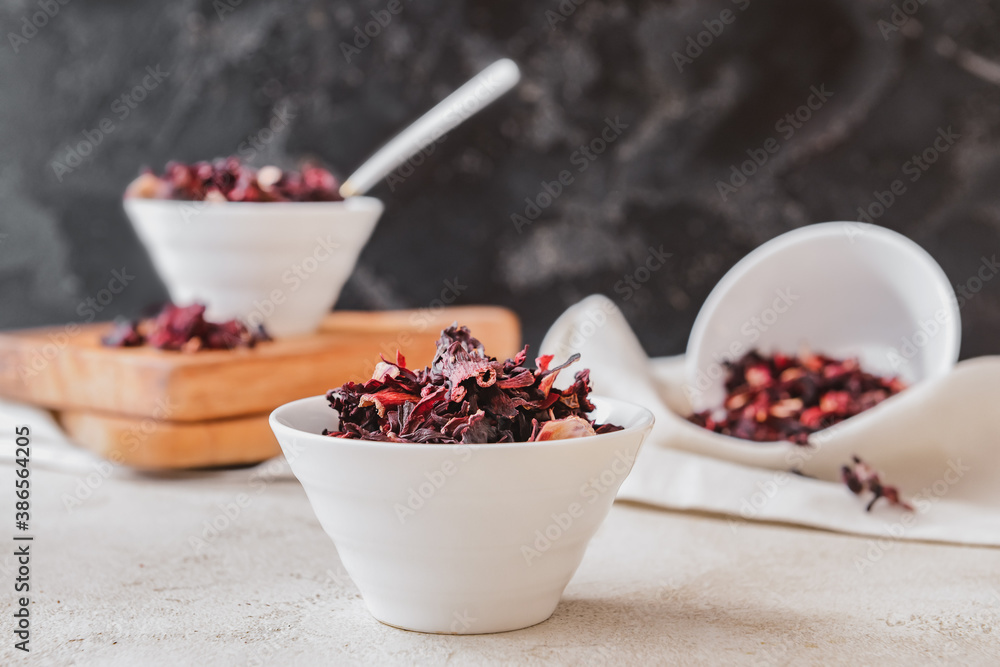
[339,58,521,197]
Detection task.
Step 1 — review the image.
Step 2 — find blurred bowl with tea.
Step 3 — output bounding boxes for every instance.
[124,159,383,338]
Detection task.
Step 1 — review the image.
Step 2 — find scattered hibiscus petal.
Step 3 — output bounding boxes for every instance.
[841,455,914,512]
[101,303,268,352]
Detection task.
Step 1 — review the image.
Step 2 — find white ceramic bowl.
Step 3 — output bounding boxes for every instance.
[269,395,654,634]
[124,198,384,337]
[685,222,960,412]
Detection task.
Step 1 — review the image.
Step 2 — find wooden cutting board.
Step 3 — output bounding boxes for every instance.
[56,411,276,470]
[0,307,521,470]
[0,307,521,421]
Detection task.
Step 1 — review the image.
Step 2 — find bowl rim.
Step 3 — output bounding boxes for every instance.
[268,394,655,452]
[122,195,384,212]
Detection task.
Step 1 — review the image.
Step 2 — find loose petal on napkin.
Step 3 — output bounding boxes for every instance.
[540,295,1000,546]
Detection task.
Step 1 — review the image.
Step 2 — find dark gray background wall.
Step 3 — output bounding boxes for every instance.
[2,0,999,358]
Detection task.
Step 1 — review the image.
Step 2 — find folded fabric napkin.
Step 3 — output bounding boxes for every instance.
[541,295,1000,547]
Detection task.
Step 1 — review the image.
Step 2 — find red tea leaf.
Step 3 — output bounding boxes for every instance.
[125,158,343,203]
[102,303,268,352]
[688,350,905,445]
[325,326,620,444]
[841,455,914,512]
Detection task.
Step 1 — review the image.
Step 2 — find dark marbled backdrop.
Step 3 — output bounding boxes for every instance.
[2,0,999,357]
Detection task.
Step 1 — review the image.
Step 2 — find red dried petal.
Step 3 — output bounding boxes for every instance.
[688,350,905,444]
[745,364,773,388]
[496,369,535,389]
[535,355,554,372]
[125,158,343,202]
[819,390,851,415]
[842,455,913,512]
[102,302,266,352]
[324,326,615,444]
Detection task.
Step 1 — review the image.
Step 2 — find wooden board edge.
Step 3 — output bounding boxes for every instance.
[57,410,280,470]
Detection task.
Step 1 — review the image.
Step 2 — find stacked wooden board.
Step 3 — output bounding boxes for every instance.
[0,307,521,469]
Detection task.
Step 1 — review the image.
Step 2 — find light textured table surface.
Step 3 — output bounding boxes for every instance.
[3,460,999,666]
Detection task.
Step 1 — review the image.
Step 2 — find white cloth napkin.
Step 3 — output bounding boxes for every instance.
[541,295,1000,547]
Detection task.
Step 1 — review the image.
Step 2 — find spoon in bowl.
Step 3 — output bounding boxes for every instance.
[338,58,521,198]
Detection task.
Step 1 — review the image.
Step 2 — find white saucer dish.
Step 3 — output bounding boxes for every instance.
[269,395,654,634]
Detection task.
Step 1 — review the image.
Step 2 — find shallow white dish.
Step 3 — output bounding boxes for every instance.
[269,395,654,634]
[124,198,383,337]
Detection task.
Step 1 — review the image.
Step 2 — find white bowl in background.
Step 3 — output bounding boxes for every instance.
[269,395,654,634]
[124,198,383,337]
[685,222,960,413]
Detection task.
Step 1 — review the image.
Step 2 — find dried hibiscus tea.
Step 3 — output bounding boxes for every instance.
[124,157,343,203]
[324,326,622,444]
[841,455,913,512]
[687,350,905,445]
[102,303,269,352]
